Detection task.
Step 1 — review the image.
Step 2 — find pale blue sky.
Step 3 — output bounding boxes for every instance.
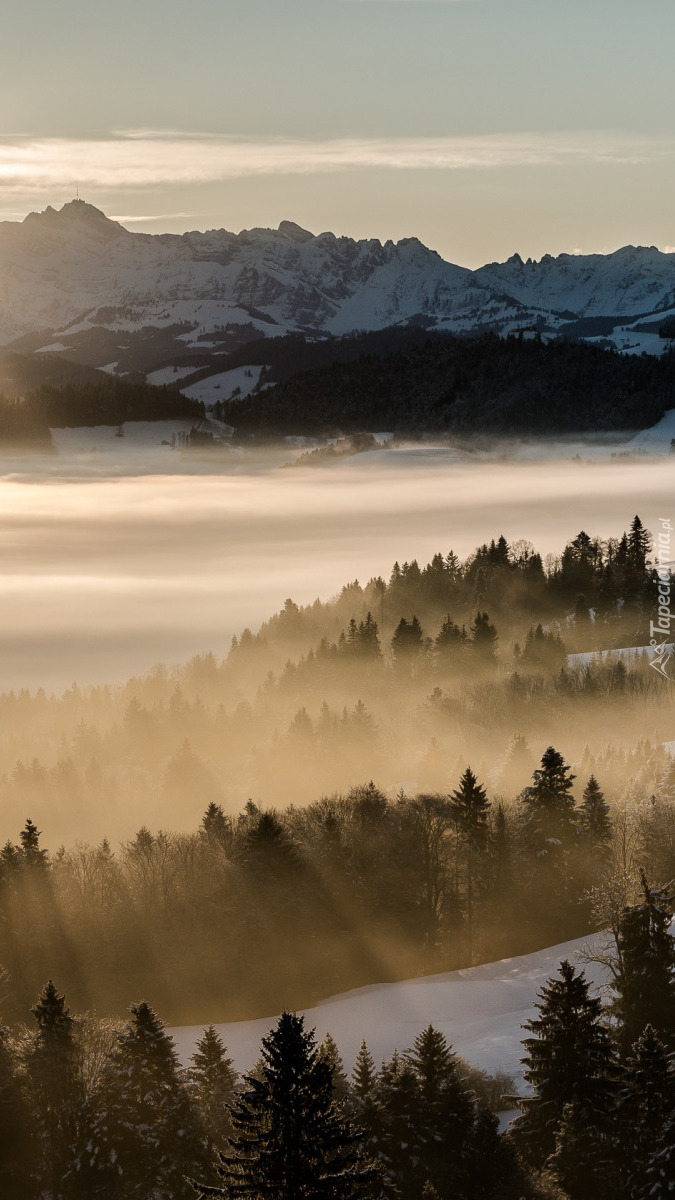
[1,0,673,264]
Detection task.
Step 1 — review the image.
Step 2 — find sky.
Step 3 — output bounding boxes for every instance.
[0,0,673,265]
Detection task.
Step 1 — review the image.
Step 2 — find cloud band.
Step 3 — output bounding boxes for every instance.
[0,129,671,194]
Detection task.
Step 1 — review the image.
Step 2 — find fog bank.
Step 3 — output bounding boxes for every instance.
[0,448,672,693]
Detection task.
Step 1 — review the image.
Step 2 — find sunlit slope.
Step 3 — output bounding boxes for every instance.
[171,932,608,1081]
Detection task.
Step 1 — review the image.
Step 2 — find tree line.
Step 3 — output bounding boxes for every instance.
[2,738,675,1026]
[214,331,675,436]
[0,378,203,447]
[3,871,675,1198]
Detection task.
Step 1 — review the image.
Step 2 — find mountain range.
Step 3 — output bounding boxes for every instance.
[1,200,674,380]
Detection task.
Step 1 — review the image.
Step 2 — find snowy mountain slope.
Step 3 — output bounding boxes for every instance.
[1,201,674,376]
[170,932,608,1084]
[475,245,675,320]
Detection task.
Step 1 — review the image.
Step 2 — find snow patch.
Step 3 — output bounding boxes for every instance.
[169,931,609,1083]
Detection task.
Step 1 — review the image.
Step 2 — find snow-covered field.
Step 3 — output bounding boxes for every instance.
[49,420,196,463]
[567,645,673,669]
[627,408,675,453]
[181,365,264,404]
[170,933,608,1083]
[146,365,198,387]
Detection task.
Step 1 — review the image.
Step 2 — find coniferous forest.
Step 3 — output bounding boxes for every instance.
[1,514,675,1197]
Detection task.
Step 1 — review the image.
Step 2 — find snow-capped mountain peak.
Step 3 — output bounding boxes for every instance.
[0,202,673,369]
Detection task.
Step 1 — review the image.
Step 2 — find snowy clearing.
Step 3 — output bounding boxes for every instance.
[145,365,198,386]
[49,420,195,458]
[170,932,608,1083]
[627,408,675,453]
[181,365,264,404]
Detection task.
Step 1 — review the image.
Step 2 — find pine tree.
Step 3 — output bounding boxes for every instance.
[193,1011,374,1199]
[549,1099,617,1200]
[358,612,381,659]
[318,1031,349,1103]
[0,1024,32,1198]
[521,746,577,856]
[579,775,612,850]
[19,817,49,868]
[450,769,490,961]
[351,1040,377,1102]
[84,1001,202,1199]
[201,804,231,849]
[470,611,498,665]
[511,960,617,1169]
[614,1025,675,1195]
[374,1049,422,1199]
[434,615,466,668]
[391,616,424,667]
[611,871,675,1053]
[187,1025,238,1167]
[401,1025,508,1200]
[24,980,79,1200]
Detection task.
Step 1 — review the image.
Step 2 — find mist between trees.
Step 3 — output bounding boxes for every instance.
[0,516,674,1022]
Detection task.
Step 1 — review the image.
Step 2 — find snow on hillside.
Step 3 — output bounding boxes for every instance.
[169,933,608,1084]
[627,408,675,453]
[181,365,264,404]
[146,365,198,386]
[2,202,675,371]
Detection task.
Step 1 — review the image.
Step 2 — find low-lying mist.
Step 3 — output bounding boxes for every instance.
[0,442,671,693]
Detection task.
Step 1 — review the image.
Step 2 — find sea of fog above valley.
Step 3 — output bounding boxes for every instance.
[0,430,673,695]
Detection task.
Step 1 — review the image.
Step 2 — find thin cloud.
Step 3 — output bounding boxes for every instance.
[0,130,671,193]
[108,212,194,223]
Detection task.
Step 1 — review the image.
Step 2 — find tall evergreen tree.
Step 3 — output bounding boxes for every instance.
[470,611,498,665]
[0,1023,32,1198]
[450,768,491,962]
[24,980,79,1200]
[611,871,675,1053]
[578,775,612,850]
[521,746,577,856]
[83,1001,202,1199]
[391,616,424,667]
[511,960,617,1169]
[187,1025,238,1169]
[614,1025,675,1196]
[193,1011,374,1199]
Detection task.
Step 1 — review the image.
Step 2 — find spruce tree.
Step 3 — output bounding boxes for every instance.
[374,1049,422,1199]
[470,611,498,665]
[615,1025,675,1195]
[187,1025,238,1166]
[391,616,424,667]
[84,1000,202,1199]
[24,980,79,1200]
[450,769,490,960]
[611,871,675,1053]
[578,775,612,850]
[520,746,577,857]
[194,1011,374,1199]
[549,1099,617,1200]
[318,1031,349,1103]
[511,960,617,1169]
[351,1040,377,1102]
[0,1024,32,1198]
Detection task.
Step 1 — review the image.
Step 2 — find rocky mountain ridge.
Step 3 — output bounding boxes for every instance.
[1,201,674,376]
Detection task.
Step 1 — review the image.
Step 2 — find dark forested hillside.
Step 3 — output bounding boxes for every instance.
[214,332,674,435]
[0,373,203,447]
